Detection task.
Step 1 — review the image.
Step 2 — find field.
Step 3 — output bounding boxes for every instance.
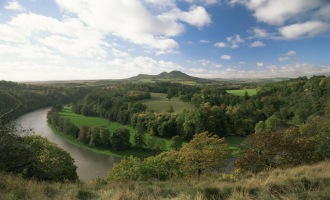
[56,107,243,158]
[137,92,195,113]
[226,89,257,96]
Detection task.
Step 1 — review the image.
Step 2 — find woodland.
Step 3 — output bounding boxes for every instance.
[1,73,330,199]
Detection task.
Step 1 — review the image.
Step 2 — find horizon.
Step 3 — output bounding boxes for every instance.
[0,0,329,81]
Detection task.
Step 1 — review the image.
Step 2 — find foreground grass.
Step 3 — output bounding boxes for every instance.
[137,92,195,114]
[226,89,257,96]
[1,160,329,200]
[56,107,243,158]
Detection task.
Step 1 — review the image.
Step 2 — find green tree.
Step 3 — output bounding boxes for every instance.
[265,115,277,131]
[134,123,146,150]
[147,137,166,153]
[254,121,266,133]
[111,128,131,151]
[170,135,183,151]
[166,93,173,101]
[24,135,78,182]
[166,105,175,115]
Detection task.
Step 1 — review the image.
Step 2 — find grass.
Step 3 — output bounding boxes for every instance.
[226,89,257,96]
[137,92,195,114]
[1,160,329,199]
[55,107,243,158]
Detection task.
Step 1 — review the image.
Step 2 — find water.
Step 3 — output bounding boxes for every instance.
[14,107,121,182]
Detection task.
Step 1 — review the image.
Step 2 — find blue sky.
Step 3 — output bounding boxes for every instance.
[0,0,329,81]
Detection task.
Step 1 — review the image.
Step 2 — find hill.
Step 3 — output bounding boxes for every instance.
[1,160,329,199]
[128,70,202,81]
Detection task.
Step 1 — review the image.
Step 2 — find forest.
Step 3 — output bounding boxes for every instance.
[1,75,330,199]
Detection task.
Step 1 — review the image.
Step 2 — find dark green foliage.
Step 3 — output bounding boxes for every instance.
[170,135,183,151]
[134,129,146,150]
[111,128,131,151]
[77,125,90,144]
[201,187,221,200]
[76,189,93,200]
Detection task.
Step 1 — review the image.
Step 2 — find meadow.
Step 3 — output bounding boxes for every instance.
[137,92,195,114]
[226,89,257,96]
[57,107,243,158]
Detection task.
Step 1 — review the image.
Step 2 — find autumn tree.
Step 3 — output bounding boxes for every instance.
[176,132,232,177]
[77,125,90,144]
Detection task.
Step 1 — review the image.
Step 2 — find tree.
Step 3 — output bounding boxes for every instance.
[111,128,131,151]
[24,135,78,182]
[147,136,166,153]
[166,105,175,115]
[170,135,183,151]
[254,121,266,133]
[176,132,232,177]
[265,115,277,131]
[166,93,173,101]
[134,123,146,150]
[77,125,90,144]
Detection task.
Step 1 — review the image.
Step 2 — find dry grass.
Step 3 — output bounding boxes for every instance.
[1,160,330,199]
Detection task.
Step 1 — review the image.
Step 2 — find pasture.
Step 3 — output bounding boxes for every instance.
[137,92,195,114]
[226,89,257,96]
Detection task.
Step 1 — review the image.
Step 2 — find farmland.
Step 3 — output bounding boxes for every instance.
[137,92,195,113]
[226,89,257,96]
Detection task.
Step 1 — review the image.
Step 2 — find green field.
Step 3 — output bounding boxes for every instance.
[54,107,244,158]
[137,92,195,114]
[226,89,257,96]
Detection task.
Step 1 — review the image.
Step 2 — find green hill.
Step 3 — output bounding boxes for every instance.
[128,70,202,81]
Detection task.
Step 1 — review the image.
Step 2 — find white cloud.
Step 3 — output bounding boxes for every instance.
[155,49,181,55]
[286,50,296,56]
[257,62,264,67]
[278,57,290,61]
[55,0,185,50]
[228,34,244,48]
[112,48,130,57]
[213,42,227,47]
[212,63,223,68]
[221,55,231,60]
[198,59,210,66]
[0,44,65,63]
[230,0,326,26]
[4,0,25,11]
[190,63,330,79]
[253,28,269,38]
[189,68,207,73]
[200,39,210,43]
[250,41,265,47]
[239,61,245,65]
[279,21,330,39]
[226,36,232,42]
[182,0,220,5]
[179,5,211,29]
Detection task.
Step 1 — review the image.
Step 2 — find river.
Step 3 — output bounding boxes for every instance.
[14,107,121,182]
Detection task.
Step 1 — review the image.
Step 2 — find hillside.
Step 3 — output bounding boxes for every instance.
[1,160,329,199]
[128,70,202,81]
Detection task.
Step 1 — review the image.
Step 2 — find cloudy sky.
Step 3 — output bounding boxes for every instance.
[0,0,329,81]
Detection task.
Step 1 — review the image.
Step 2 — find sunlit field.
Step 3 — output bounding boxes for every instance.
[226,89,257,96]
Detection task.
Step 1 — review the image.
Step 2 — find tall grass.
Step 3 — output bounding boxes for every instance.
[1,160,329,199]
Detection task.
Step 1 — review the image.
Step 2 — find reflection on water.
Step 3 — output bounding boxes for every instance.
[14,107,121,182]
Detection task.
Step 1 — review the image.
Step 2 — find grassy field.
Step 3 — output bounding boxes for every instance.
[56,107,243,158]
[2,160,329,199]
[137,92,195,114]
[226,89,257,96]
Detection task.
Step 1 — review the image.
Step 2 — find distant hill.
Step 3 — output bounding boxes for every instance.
[128,70,201,81]
[211,77,290,83]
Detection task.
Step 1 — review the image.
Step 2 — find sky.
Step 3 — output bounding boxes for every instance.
[0,0,329,81]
